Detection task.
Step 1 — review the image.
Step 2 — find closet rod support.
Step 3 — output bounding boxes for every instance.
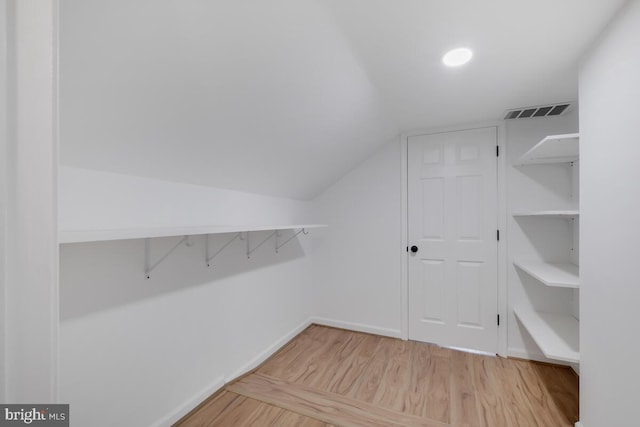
[247,230,277,258]
[206,232,241,267]
[276,228,307,252]
[145,235,192,279]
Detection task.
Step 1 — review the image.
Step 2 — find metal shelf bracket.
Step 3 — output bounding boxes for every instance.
[276,228,307,253]
[143,226,313,276]
[247,230,278,258]
[206,232,241,267]
[145,235,192,279]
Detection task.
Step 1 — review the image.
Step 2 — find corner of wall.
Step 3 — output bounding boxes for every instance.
[3,0,59,403]
[309,138,403,334]
[150,376,226,427]
[0,0,9,404]
[151,317,314,427]
[223,317,314,382]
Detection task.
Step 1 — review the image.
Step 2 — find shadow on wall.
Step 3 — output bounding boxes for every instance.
[59,230,306,321]
[514,163,573,199]
[513,217,573,261]
[515,268,574,313]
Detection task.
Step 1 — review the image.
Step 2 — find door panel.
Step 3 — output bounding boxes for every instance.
[421,259,445,323]
[421,178,444,239]
[456,261,482,327]
[408,127,498,353]
[456,175,483,240]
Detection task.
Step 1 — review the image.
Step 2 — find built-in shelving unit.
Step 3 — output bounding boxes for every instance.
[59,224,327,244]
[513,261,579,289]
[514,308,579,364]
[516,133,579,165]
[512,132,580,364]
[512,210,579,219]
[59,224,328,279]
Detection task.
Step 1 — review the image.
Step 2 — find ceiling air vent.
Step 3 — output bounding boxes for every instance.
[504,103,572,120]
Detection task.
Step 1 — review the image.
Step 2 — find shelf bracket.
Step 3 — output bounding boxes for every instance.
[206,232,241,267]
[145,235,192,279]
[276,228,308,253]
[246,230,278,258]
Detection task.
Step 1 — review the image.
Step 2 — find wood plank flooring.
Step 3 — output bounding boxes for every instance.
[176,325,578,427]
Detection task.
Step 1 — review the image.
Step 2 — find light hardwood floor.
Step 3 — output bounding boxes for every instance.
[176,325,578,427]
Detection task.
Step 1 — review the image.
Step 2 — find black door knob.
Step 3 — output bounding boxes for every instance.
[410,245,418,253]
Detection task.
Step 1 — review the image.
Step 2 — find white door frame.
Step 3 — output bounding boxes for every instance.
[400,121,508,357]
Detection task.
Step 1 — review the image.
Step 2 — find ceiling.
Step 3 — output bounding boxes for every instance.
[60,0,625,200]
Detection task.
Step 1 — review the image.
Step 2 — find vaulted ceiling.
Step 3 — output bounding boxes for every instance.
[60,0,625,199]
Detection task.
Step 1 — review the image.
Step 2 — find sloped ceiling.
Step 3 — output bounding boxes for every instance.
[60,0,625,199]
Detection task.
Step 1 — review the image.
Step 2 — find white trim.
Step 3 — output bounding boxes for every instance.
[6,0,59,403]
[446,346,497,357]
[401,121,508,355]
[150,376,226,427]
[402,120,505,141]
[575,422,584,427]
[0,0,8,404]
[153,317,314,426]
[400,136,408,340]
[497,122,508,357]
[52,0,60,403]
[509,347,579,375]
[507,348,574,367]
[224,317,313,381]
[312,317,403,339]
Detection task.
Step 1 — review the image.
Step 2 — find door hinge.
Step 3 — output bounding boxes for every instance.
[406,246,408,252]
[497,314,500,326]
[497,229,500,241]
[496,145,499,157]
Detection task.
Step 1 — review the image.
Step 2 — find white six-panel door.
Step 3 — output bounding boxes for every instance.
[408,127,498,353]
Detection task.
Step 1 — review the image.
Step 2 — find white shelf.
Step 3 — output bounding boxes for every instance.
[513,261,579,289]
[59,224,327,244]
[512,209,579,219]
[516,133,579,165]
[514,307,579,364]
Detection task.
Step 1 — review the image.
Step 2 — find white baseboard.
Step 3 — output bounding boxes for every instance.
[311,317,402,339]
[509,348,579,376]
[152,317,313,427]
[224,317,314,382]
[575,422,584,427]
[508,347,572,365]
[151,375,225,427]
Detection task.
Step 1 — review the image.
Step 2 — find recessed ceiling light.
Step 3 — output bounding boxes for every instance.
[442,48,473,67]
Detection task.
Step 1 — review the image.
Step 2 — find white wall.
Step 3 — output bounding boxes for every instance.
[58,168,315,426]
[311,140,403,337]
[59,0,397,201]
[505,111,579,364]
[3,0,59,403]
[579,1,640,426]
[59,166,311,230]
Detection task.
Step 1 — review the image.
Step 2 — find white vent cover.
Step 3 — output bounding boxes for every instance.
[504,103,572,120]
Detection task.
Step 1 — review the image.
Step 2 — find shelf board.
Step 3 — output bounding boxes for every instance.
[59,224,327,244]
[512,210,579,219]
[513,261,579,289]
[514,308,579,364]
[516,133,579,165]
